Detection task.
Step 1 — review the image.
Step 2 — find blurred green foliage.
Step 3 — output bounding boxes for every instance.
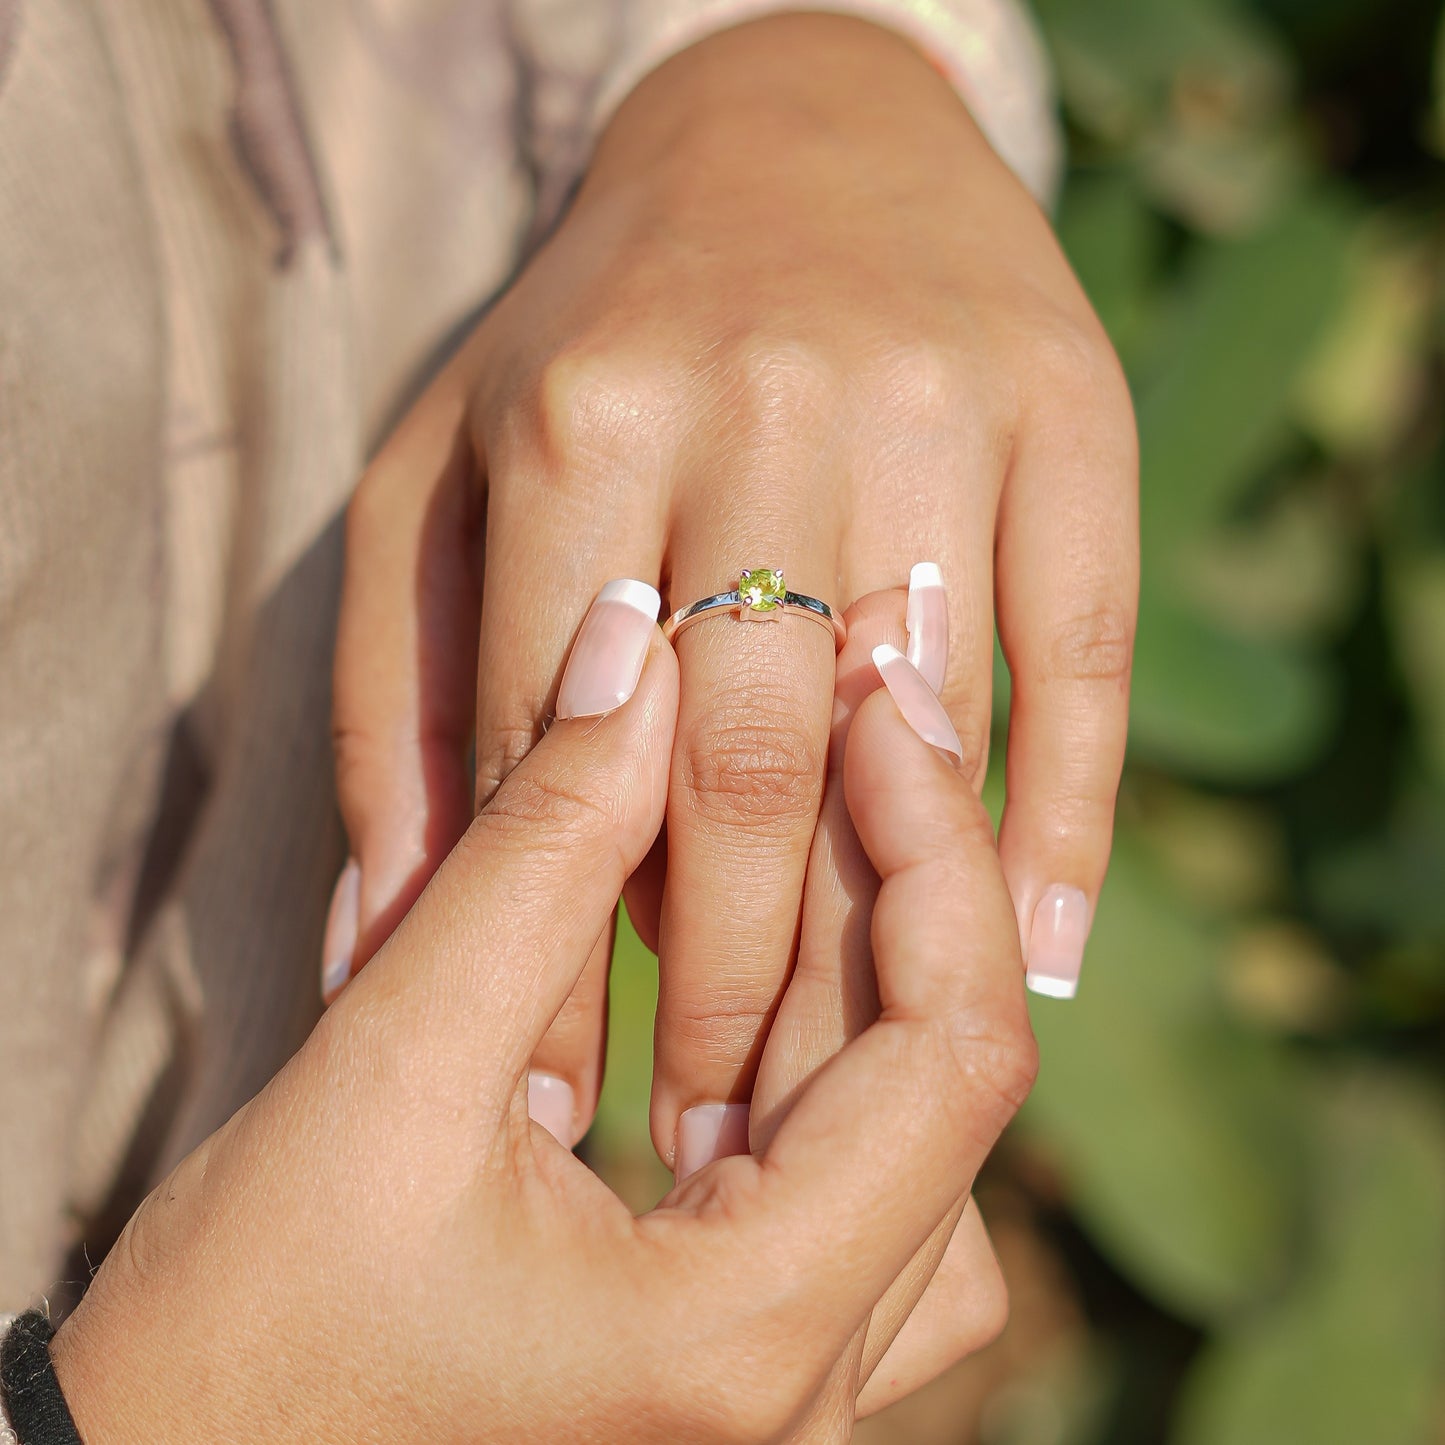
[601,0,1445,1438]
[1024,0,1445,1437]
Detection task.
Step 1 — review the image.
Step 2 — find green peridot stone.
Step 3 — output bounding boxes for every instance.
[739,568,786,612]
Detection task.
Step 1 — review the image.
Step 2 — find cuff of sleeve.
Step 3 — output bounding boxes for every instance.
[588,0,1062,207]
[0,1315,16,1444]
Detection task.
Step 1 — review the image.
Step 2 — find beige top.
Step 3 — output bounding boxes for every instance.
[0,0,1056,1316]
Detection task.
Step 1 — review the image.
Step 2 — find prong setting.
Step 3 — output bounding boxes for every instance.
[738,567,787,619]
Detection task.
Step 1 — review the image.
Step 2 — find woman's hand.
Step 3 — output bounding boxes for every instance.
[329,13,1136,1168]
[52,592,1037,1443]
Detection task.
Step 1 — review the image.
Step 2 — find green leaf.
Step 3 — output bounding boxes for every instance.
[1136,196,1354,547]
[1307,773,1445,943]
[1385,549,1445,785]
[1178,487,1361,643]
[1036,0,1290,144]
[1128,596,1337,780]
[1122,197,1355,779]
[1295,225,1436,459]
[1021,843,1306,1321]
[1056,171,1162,370]
[1174,1074,1445,1445]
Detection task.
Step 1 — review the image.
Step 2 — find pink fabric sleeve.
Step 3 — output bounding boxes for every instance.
[512,0,1061,233]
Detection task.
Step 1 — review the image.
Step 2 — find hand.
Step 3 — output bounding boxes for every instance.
[749,585,1026,1418]
[51,601,1037,1443]
[329,14,1135,1169]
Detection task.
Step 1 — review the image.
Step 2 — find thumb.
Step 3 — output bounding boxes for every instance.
[340,581,676,1101]
[709,676,1035,1349]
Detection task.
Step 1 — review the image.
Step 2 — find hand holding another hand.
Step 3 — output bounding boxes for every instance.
[53,596,1036,1443]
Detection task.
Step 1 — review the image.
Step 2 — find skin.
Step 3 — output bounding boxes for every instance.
[51,618,1039,1443]
[330,13,1137,1165]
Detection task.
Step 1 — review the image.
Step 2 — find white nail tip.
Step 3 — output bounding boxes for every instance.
[596,578,661,618]
[1026,972,1079,1000]
[872,644,965,758]
[905,562,948,694]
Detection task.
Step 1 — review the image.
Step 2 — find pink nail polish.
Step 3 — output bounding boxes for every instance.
[321,859,360,1003]
[872,644,964,759]
[527,1073,577,1148]
[1025,886,1090,1000]
[675,1102,750,1182]
[906,562,948,694]
[556,579,661,720]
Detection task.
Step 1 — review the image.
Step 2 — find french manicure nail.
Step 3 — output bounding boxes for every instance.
[527,1072,577,1148]
[906,562,948,694]
[1025,885,1090,1000]
[675,1102,750,1182]
[555,579,661,720]
[872,644,964,759]
[320,859,360,1003]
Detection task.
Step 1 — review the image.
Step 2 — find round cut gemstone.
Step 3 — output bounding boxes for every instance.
[739,568,786,612]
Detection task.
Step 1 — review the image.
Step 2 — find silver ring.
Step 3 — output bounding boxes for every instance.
[663,568,846,649]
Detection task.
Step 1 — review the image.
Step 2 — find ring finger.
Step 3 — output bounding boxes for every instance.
[650,463,844,1176]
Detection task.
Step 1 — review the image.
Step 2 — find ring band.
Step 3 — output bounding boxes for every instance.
[663,568,846,649]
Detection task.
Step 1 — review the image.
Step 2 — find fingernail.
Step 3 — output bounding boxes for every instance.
[1025,885,1090,1000]
[872,644,963,759]
[556,579,661,720]
[675,1102,750,1182]
[321,858,360,1003]
[527,1072,577,1148]
[906,562,948,694]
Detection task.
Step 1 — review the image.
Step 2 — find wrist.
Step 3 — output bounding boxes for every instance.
[48,1304,149,1445]
[49,1288,255,1445]
[583,12,991,198]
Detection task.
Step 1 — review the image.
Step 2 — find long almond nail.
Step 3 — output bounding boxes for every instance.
[872,644,963,758]
[321,859,360,1003]
[556,579,661,720]
[906,562,948,693]
[527,1072,577,1148]
[1025,885,1090,1000]
[675,1102,750,1182]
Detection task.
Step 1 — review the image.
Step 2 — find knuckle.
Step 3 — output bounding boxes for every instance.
[117,1128,222,1291]
[951,713,991,792]
[1039,787,1116,842]
[1028,311,1129,410]
[679,708,826,832]
[330,717,379,806]
[477,765,621,863]
[1048,605,1136,686]
[664,983,779,1064]
[475,717,542,801]
[118,1187,172,1290]
[937,1013,1040,1136]
[527,343,672,470]
[868,337,976,431]
[719,335,840,428]
[916,795,999,875]
[1012,301,1134,429]
[1028,318,1139,469]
